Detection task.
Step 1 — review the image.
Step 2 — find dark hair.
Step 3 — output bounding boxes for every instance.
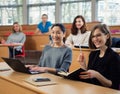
[71,15,87,35]
[42,14,48,18]
[89,24,112,49]
[51,23,66,33]
[12,22,22,33]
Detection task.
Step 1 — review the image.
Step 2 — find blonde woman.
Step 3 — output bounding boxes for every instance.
[5,22,26,58]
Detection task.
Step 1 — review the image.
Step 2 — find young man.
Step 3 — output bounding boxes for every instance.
[35,14,52,35]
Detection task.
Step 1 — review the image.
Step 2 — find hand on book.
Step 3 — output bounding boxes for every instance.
[79,70,99,79]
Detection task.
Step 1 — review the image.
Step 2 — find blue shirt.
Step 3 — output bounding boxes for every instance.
[37,21,52,33]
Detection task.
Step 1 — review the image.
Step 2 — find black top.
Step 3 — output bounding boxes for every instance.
[87,47,120,90]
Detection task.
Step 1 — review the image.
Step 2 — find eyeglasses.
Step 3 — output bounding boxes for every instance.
[92,33,102,39]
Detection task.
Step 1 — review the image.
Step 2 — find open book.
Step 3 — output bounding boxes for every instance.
[58,68,90,82]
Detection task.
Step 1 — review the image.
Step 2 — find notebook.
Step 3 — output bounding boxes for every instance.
[58,68,91,82]
[2,57,40,74]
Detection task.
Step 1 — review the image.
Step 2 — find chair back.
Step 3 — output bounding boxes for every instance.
[111,37,120,48]
[15,46,25,57]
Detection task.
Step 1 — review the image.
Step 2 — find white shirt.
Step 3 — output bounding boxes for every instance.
[65,30,91,47]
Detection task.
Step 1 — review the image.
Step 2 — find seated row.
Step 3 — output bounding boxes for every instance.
[0,17,120,90]
[26,23,120,90]
[1,14,120,49]
[35,14,91,47]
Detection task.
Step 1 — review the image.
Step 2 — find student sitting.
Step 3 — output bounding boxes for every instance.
[77,24,120,90]
[26,23,72,74]
[65,15,91,48]
[35,14,52,35]
[3,22,26,58]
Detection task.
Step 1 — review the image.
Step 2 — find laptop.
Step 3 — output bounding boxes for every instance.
[2,57,40,74]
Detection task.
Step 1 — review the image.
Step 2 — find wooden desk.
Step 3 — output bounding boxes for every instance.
[0,43,23,47]
[0,43,23,59]
[111,34,120,38]
[69,48,91,72]
[25,35,49,51]
[0,63,119,94]
[0,46,9,62]
[0,34,50,51]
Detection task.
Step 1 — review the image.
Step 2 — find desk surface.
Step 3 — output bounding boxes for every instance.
[0,47,9,62]
[0,43,23,47]
[0,63,120,94]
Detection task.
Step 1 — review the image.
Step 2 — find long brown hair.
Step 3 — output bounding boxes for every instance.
[89,24,112,49]
[71,15,87,35]
[12,22,22,33]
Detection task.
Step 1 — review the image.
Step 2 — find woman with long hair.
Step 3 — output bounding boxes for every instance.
[65,15,91,47]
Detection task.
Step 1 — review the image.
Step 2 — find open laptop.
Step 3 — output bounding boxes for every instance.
[2,57,40,74]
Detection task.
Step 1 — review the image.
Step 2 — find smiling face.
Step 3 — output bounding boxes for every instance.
[75,18,84,29]
[51,26,64,44]
[13,23,20,32]
[91,28,109,49]
[41,15,48,23]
